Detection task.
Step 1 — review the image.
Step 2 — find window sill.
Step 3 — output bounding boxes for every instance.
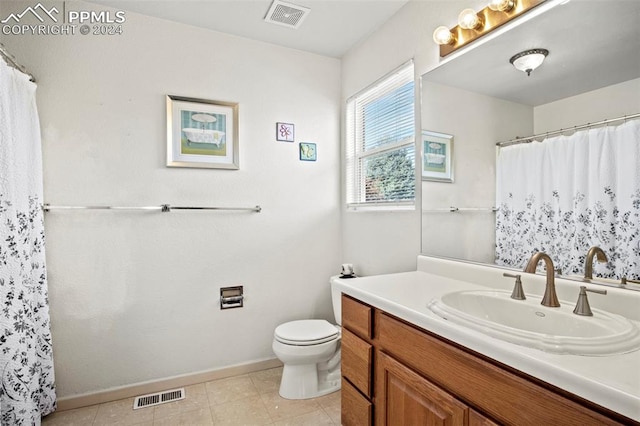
[347,202,415,212]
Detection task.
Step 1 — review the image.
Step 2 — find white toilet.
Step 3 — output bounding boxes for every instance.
[272,280,342,399]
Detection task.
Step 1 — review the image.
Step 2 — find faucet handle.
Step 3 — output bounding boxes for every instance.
[504,273,525,300]
[573,286,607,316]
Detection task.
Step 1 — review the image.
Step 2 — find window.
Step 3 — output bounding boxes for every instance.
[345,62,415,209]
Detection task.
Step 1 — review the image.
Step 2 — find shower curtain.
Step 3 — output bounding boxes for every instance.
[495,119,640,280]
[0,60,56,423]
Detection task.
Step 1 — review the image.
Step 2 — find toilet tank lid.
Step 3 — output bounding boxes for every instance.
[275,320,338,342]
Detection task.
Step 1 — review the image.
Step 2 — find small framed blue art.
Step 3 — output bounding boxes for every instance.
[299,142,317,161]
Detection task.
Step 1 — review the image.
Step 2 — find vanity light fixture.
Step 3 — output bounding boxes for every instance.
[509,48,548,76]
[432,0,546,57]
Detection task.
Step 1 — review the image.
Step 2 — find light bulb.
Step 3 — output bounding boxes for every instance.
[432,26,455,45]
[488,0,516,12]
[458,9,483,30]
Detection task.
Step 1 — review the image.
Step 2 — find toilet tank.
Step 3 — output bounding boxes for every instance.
[330,277,342,325]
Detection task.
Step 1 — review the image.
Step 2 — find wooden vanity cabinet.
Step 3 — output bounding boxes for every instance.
[340,293,636,426]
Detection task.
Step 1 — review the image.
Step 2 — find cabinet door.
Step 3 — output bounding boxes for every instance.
[376,351,468,426]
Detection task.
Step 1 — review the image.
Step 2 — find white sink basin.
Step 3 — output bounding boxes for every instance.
[427,290,640,356]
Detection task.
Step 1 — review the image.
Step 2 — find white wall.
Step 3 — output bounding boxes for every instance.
[340,0,487,276]
[2,2,341,398]
[534,78,640,133]
[421,82,532,263]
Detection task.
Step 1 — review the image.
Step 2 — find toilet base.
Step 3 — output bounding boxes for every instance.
[278,363,341,400]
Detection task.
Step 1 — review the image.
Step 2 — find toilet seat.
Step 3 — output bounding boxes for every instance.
[274,320,339,346]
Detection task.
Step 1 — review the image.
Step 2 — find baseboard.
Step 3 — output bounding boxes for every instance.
[55,358,282,412]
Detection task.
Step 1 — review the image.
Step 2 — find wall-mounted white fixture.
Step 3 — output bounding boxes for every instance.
[264,0,310,29]
[509,48,549,76]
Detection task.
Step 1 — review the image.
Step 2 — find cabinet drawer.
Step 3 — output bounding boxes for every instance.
[342,294,373,339]
[342,377,372,426]
[342,328,373,397]
[469,409,499,426]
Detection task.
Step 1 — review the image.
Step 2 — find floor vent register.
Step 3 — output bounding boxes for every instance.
[133,388,185,409]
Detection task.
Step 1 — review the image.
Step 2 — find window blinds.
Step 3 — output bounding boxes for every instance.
[346,62,415,208]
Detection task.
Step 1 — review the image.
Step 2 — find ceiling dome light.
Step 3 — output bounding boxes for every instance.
[433,26,456,45]
[488,0,516,12]
[509,48,549,76]
[458,8,483,30]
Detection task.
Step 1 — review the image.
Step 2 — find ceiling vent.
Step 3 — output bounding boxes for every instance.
[264,0,310,29]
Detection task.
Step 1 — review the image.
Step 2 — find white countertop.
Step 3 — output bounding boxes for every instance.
[331,259,640,422]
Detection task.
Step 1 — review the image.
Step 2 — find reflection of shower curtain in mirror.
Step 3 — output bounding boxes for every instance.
[495,119,640,280]
[0,60,56,423]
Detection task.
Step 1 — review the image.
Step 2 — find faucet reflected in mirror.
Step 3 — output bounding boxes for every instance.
[524,252,560,308]
[585,246,608,280]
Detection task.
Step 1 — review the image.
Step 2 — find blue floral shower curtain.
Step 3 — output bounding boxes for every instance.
[495,119,640,280]
[0,59,56,423]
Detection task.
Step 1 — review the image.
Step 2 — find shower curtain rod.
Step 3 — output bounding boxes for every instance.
[42,204,262,213]
[496,112,640,148]
[0,43,36,83]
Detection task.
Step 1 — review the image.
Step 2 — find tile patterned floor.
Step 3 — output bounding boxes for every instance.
[42,367,341,426]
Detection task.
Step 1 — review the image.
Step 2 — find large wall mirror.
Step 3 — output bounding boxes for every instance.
[420,0,640,282]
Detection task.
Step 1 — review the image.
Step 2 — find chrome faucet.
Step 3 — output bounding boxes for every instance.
[524,252,560,307]
[584,246,608,280]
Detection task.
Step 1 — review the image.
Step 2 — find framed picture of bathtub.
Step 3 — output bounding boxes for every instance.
[422,130,454,183]
[166,95,239,169]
